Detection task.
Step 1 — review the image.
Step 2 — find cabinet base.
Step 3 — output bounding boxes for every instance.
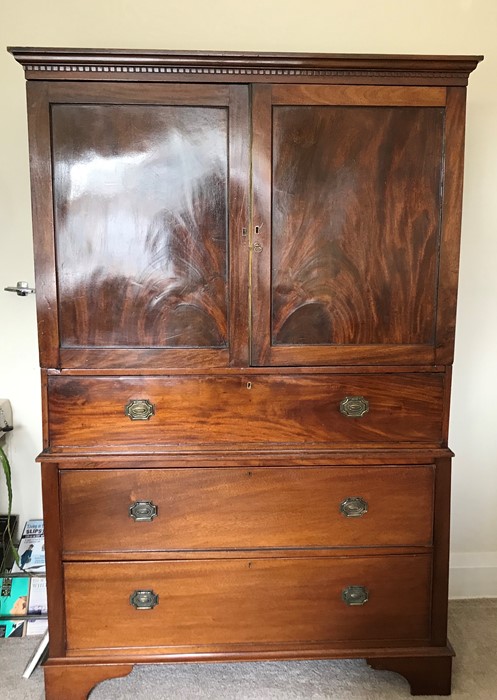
[367,648,454,696]
[44,662,133,700]
[44,646,455,699]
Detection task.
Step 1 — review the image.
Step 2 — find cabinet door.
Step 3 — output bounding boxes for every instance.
[251,85,465,366]
[28,83,249,369]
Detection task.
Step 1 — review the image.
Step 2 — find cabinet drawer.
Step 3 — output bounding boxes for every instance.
[64,555,432,653]
[47,374,444,448]
[60,466,434,552]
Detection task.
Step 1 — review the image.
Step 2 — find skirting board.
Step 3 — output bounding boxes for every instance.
[449,552,497,599]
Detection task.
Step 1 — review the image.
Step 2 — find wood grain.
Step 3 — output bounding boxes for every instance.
[250,85,273,365]
[430,457,452,645]
[41,463,65,656]
[12,49,481,697]
[47,373,445,449]
[46,81,230,105]
[26,82,59,369]
[255,344,435,367]
[367,654,453,695]
[435,87,467,364]
[25,81,249,370]
[228,85,250,366]
[63,556,432,652]
[52,102,229,349]
[62,547,433,563]
[10,48,482,87]
[44,662,133,700]
[271,104,444,348]
[47,364,447,375]
[41,450,454,467]
[271,85,446,106]
[59,466,434,553]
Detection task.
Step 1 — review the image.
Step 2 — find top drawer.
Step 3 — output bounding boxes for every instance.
[47,373,444,449]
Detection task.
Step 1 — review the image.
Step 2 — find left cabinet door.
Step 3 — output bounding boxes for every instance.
[27,82,250,369]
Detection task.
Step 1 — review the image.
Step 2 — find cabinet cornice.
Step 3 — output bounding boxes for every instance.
[9,47,482,85]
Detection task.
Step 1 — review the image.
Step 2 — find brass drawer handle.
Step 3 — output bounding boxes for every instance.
[339,396,369,417]
[340,497,368,518]
[124,399,155,421]
[129,500,158,522]
[130,590,159,610]
[342,586,369,606]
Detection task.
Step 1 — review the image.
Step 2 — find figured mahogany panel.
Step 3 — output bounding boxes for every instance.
[271,105,444,347]
[64,555,432,652]
[60,466,434,553]
[47,373,444,450]
[51,102,228,349]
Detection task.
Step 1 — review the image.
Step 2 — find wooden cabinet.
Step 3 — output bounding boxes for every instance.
[10,47,481,699]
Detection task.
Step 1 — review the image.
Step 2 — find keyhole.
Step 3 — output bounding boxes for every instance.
[247,382,252,390]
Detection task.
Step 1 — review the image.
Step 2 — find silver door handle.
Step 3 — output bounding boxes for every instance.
[4,281,35,296]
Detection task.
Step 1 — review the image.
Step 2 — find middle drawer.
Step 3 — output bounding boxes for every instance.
[60,466,434,553]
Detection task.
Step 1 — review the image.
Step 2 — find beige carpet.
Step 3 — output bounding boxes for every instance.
[1,600,495,699]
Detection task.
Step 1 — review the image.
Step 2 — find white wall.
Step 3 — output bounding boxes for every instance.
[1,0,496,597]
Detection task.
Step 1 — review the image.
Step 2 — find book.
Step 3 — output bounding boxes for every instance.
[0,574,48,637]
[12,519,45,574]
[0,575,29,637]
[26,576,48,636]
[2,519,48,637]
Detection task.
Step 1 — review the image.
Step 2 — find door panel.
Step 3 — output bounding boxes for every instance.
[52,103,229,349]
[272,105,443,346]
[251,85,449,366]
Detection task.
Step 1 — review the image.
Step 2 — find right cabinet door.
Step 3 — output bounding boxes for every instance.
[251,84,465,366]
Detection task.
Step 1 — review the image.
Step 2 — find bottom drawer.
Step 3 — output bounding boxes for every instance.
[64,555,432,653]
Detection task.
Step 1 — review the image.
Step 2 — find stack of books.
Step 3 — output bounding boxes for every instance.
[0,519,47,638]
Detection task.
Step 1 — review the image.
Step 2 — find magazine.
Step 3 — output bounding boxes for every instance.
[12,519,45,573]
[26,576,48,636]
[5,519,48,636]
[0,576,29,637]
[0,574,48,637]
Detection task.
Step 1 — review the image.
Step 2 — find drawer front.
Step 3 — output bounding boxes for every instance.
[47,374,444,448]
[64,556,432,652]
[60,466,434,552]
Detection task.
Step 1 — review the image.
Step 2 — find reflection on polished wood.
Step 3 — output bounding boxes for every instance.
[52,104,229,348]
[47,373,445,449]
